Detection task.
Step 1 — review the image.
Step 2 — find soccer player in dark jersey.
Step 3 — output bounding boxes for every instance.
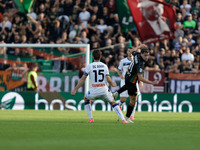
[113,44,159,123]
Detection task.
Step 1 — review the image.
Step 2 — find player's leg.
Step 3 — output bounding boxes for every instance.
[111,100,128,123]
[84,96,94,123]
[130,81,141,120]
[119,97,127,110]
[130,98,137,120]
[113,84,127,100]
[103,92,128,123]
[119,85,129,110]
[125,84,138,123]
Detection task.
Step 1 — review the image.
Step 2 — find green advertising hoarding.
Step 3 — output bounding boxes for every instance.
[37,72,121,93]
[0,92,199,112]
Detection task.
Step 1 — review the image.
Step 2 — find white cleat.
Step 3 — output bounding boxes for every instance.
[125,117,134,123]
[113,92,118,100]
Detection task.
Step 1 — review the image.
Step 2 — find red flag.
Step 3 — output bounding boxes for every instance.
[127,0,176,44]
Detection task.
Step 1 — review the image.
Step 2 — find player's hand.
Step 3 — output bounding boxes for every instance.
[71,90,76,95]
[152,80,159,85]
[121,76,125,79]
[111,82,117,87]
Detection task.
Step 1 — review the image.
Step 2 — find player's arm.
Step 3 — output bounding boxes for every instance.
[71,75,87,95]
[116,60,124,79]
[139,81,143,90]
[116,69,124,79]
[138,73,158,85]
[106,76,117,87]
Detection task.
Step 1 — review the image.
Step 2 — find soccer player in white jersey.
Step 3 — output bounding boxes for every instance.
[116,47,143,120]
[71,50,128,123]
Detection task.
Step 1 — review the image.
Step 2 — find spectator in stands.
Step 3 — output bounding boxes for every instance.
[26,47,36,60]
[105,0,116,13]
[13,33,21,43]
[176,12,184,24]
[132,36,140,46]
[101,38,113,58]
[145,59,160,71]
[186,33,196,48]
[148,46,156,61]
[0,36,6,58]
[193,62,200,73]
[173,22,184,45]
[61,31,69,43]
[28,8,37,20]
[97,18,108,34]
[50,20,62,43]
[181,60,197,73]
[183,13,196,34]
[26,15,43,43]
[80,30,90,44]
[168,63,180,73]
[68,24,78,42]
[181,47,194,62]
[157,48,165,65]
[0,15,12,31]
[78,7,91,29]
[174,36,184,50]
[21,35,27,44]
[191,1,200,15]
[87,14,97,38]
[180,0,191,16]
[170,49,178,63]
[170,0,180,13]
[158,56,165,71]
[164,50,172,69]
[193,23,200,37]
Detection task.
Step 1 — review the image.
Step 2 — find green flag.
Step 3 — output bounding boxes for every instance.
[115,0,135,33]
[14,0,33,14]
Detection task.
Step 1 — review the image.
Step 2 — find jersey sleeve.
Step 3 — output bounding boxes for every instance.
[83,64,90,76]
[105,65,110,76]
[118,59,123,71]
[137,60,143,74]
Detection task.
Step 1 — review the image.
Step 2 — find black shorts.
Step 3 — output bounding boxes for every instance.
[125,80,137,96]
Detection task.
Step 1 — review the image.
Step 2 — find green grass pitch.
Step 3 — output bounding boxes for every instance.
[0,110,200,150]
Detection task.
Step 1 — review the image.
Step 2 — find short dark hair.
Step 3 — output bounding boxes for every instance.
[93,50,102,60]
[141,48,149,54]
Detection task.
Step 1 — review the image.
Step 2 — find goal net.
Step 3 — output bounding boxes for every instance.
[0,44,90,93]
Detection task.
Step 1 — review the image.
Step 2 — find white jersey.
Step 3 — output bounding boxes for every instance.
[84,61,109,94]
[118,57,132,76]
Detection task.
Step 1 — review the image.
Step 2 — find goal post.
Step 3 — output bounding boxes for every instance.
[0,43,90,94]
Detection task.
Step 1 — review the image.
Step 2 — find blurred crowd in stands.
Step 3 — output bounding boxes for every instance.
[0,0,199,75]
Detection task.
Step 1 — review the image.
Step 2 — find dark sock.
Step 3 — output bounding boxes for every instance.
[126,104,135,118]
[118,85,127,94]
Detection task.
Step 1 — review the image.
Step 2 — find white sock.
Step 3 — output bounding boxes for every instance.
[85,102,93,120]
[130,109,134,117]
[113,104,125,121]
[131,101,137,117]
